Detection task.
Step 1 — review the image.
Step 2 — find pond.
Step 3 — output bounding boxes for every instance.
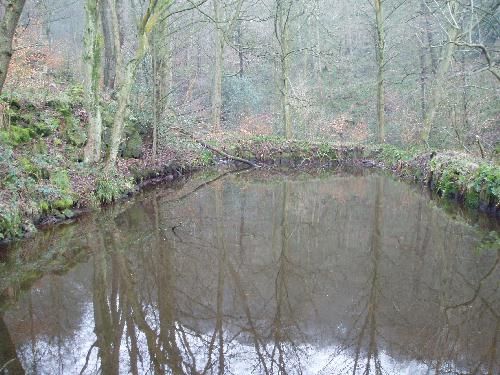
[0,169,498,374]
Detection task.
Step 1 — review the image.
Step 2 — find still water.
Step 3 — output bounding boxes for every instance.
[0,169,498,374]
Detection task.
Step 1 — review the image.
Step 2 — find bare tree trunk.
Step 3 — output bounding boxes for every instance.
[211,0,224,133]
[374,0,385,143]
[83,0,104,164]
[419,45,426,123]
[0,0,27,95]
[421,26,459,144]
[100,0,116,90]
[236,22,244,78]
[276,0,293,139]
[106,0,159,168]
[152,17,172,158]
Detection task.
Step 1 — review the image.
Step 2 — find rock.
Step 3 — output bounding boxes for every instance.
[65,121,87,146]
[122,130,143,159]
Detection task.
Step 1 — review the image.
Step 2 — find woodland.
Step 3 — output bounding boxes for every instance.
[0,0,499,240]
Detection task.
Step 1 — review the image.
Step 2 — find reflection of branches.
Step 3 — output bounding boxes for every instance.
[444,249,499,315]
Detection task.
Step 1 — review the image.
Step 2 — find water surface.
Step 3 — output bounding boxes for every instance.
[0,170,498,374]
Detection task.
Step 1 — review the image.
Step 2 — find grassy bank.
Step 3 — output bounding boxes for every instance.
[0,96,498,243]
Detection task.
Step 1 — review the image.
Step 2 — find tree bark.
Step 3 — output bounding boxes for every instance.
[211,0,224,133]
[83,0,104,164]
[0,0,27,95]
[106,0,159,168]
[152,17,172,158]
[276,0,293,139]
[374,0,385,143]
[100,0,116,90]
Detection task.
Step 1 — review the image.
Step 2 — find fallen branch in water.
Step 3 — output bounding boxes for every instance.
[171,126,260,168]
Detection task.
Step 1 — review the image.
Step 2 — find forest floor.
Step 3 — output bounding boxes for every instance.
[0,95,499,243]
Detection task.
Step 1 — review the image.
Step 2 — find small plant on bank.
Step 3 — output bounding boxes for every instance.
[93,172,135,205]
[198,150,215,167]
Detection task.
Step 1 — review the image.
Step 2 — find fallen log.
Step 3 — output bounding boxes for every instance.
[171,126,260,168]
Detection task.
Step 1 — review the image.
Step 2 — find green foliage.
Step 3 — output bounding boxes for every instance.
[67,84,85,104]
[38,201,50,214]
[50,170,72,192]
[250,134,285,144]
[431,155,500,207]
[52,197,74,210]
[0,207,22,241]
[465,164,500,207]
[197,150,215,166]
[0,125,35,146]
[379,144,416,165]
[47,98,72,117]
[34,118,59,136]
[93,173,134,204]
[317,142,337,160]
[19,157,42,180]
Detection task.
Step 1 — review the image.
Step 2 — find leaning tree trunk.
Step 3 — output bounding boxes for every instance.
[0,0,27,95]
[83,0,104,164]
[374,0,385,143]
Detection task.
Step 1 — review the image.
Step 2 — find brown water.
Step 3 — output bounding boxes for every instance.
[0,170,498,374]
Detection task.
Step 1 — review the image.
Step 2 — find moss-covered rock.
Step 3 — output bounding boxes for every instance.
[122,130,143,159]
[64,119,87,146]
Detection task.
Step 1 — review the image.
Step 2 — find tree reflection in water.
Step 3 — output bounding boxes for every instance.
[0,171,498,374]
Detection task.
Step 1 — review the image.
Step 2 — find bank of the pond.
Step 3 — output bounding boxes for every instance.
[0,95,498,242]
[222,137,499,215]
[370,145,500,215]
[1,135,499,243]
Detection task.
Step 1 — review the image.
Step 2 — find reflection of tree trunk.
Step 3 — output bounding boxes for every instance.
[125,304,139,375]
[353,177,384,375]
[226,259,270,374]
[153,195,183,374]
[486,318,498,374]
[93,239,122,375]
[116,250,166,372]
[270,182,291,374]
[0,314,24,374]
[215,183,225,375]
[203,182,226,374]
